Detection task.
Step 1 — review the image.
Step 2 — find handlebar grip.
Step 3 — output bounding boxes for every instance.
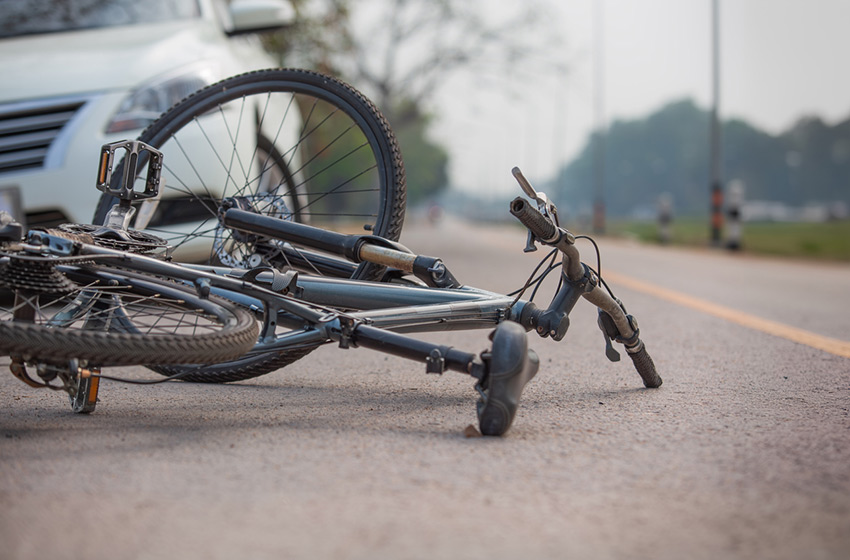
[510,197,558,242]
[627,343,662,388]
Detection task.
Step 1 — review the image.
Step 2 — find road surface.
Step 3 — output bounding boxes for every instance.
[1,217,848,559]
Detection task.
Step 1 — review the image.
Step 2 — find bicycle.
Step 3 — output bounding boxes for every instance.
[0,70,661,436]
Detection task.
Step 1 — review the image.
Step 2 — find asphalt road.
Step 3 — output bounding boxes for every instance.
[2,217,849,560]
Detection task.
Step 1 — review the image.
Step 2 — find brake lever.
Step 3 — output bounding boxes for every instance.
[512,167,560,253]
[523,230,538,253]
[512,166,538,199]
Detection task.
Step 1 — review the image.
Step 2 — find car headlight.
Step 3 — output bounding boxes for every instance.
[105,64,218,134]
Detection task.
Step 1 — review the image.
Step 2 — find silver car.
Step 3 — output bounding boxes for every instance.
[0,0,293,228]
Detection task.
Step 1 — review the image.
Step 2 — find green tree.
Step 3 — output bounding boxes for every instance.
[391,100,448,204]
[554,98,850,217]
[556,100,710,216]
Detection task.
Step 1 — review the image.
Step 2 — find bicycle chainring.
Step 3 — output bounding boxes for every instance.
[57,223,168,254]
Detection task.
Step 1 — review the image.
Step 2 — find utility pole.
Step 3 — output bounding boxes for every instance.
[709,0,723,245]
[592,0,606,234]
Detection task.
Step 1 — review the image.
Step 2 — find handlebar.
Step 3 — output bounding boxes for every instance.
[509,169,662,390]
[510,198,559,243]
[627,342,663,388]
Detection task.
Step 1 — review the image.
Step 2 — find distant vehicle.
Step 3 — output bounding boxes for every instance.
[0,0,294,228]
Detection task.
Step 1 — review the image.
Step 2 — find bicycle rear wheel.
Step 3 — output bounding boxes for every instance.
[0,259,257,367]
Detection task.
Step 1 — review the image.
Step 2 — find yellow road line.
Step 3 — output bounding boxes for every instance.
[604,270,850,359]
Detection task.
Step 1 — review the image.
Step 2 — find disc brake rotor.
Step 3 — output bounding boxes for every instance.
[213,193,293,268]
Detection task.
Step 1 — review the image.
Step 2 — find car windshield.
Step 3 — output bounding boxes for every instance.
[0,0,201,39]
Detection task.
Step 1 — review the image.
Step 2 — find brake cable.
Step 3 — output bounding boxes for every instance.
[506,246,559,304]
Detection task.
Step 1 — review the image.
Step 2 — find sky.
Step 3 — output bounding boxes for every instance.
[413,0,850,198]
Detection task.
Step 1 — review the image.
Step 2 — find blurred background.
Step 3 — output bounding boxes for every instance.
[268,0,850,259]
[2,0,848,259]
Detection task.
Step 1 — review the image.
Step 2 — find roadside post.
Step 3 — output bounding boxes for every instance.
[726,180,744,251]
[658,193,672,245]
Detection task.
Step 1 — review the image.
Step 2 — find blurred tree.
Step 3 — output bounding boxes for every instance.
[555,99,850,218]
[556,100,710,217]
[783,116,850,205]
[391,99,449,204]
[262,0,355,75]
[263,0,545,204]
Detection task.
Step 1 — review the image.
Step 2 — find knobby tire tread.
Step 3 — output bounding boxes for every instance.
[149,345,317,383]
[1,297,258,366]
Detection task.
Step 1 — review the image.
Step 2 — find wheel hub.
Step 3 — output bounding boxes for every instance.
[213,194,293,268]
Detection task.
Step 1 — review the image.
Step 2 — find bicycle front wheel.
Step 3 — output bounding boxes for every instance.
[92,68,406,281]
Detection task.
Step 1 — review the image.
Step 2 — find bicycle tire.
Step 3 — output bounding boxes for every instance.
[92,68,406,278]
[148,345,317,384]
[0,264,258,367]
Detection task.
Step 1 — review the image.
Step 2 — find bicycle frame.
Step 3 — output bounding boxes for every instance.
[25,227,537,372]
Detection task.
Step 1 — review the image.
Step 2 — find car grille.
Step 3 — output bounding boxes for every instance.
[0,98,86,174]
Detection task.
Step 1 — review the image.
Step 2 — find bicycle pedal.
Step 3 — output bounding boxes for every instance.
[70,367,100,414]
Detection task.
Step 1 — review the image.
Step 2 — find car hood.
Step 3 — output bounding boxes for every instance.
[0,21,228,103]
